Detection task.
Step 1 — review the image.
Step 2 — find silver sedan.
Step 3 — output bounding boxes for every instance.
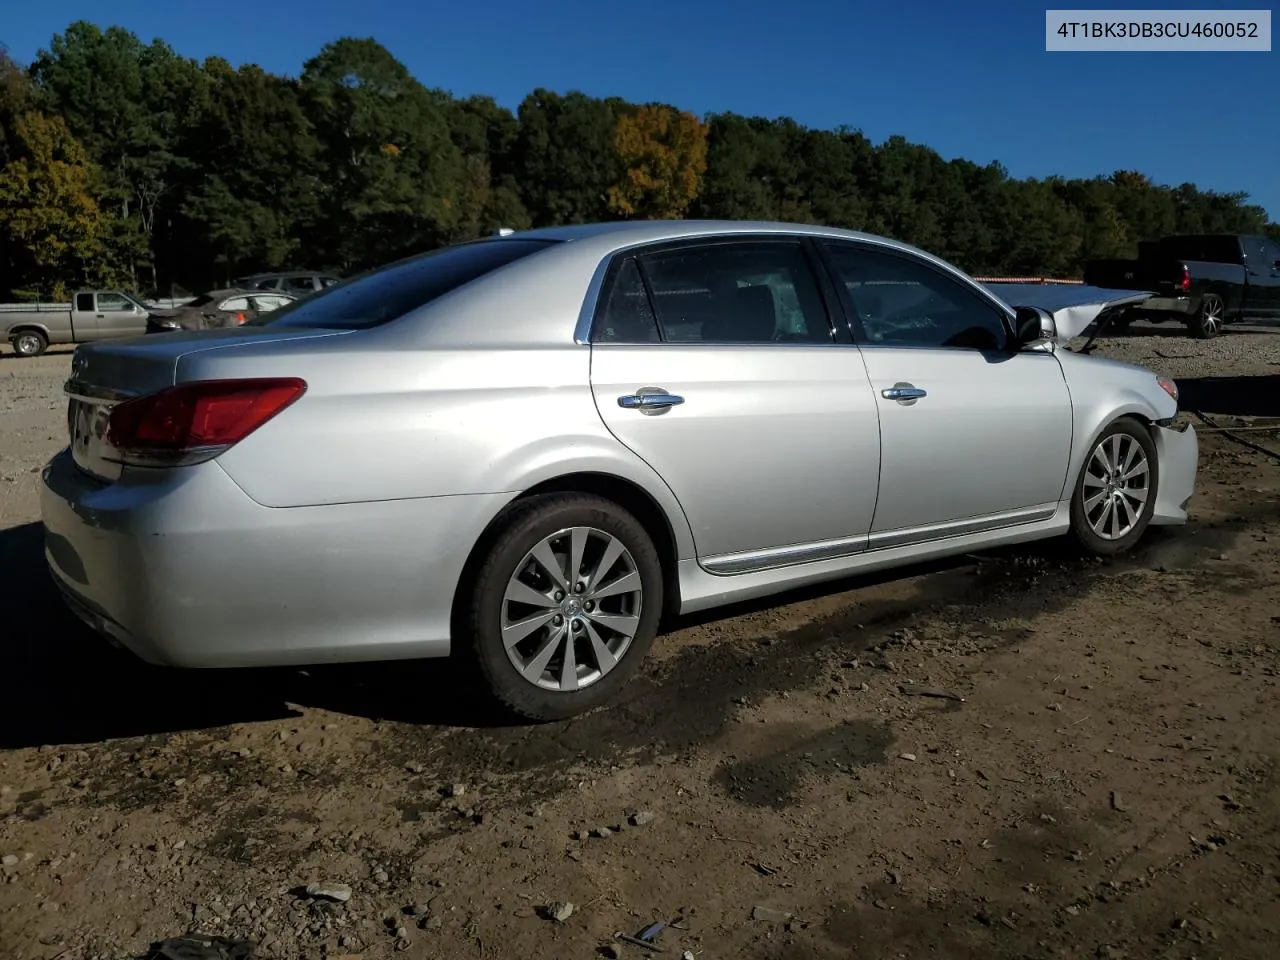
[40,221,1199,720]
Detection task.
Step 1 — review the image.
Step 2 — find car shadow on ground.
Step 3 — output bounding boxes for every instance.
[1,518,1025,750]
[1177,374,1280,418]
[0,521,515,749]
[0,514,1192,752]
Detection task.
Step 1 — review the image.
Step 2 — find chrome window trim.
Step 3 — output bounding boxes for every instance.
[575,230,1016,346]
[576,232,851,346]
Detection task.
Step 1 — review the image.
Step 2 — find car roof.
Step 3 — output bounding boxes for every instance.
[502,219,931,257]
[383,219,1008,349]
[236,271,332,280]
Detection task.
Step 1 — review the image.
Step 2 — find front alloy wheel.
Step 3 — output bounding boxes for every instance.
[1069,418,1159,556]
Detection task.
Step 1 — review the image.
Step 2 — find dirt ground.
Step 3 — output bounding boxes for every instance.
[1,327,1279,960]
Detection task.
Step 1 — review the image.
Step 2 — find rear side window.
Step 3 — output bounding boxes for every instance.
[251,239,558,330]
[596,259,661,343]
[636,241,832,344]
[1159,235,1242,264]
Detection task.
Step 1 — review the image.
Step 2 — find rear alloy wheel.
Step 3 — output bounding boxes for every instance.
[1189,293,1224,339]
[11,330,47,358]
[465,494,663,721]
[1069,418,1158,556]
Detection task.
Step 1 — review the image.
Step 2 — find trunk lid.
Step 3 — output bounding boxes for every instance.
[65,327,348,482]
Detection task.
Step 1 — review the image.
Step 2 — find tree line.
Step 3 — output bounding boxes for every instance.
[1,20,1276,300]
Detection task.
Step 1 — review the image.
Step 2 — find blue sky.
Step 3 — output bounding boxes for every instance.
[4,0,1277,220]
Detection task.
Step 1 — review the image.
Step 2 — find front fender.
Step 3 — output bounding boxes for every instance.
[1060,386,1173,502]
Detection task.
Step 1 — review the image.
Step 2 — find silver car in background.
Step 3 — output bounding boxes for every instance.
[40,221,1199,720]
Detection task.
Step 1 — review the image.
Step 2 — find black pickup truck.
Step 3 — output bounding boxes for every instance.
[1082,233,1280,338]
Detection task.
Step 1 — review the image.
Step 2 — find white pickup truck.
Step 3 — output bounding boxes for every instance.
[2,290,151,357]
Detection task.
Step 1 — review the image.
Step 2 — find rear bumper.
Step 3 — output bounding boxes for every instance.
[1150,421,1199,525]
[1134,296,1194,316]
[40,448,508,667]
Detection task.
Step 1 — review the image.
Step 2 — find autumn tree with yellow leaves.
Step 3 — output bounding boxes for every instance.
[0,58,122,298]
[607,104,708,220]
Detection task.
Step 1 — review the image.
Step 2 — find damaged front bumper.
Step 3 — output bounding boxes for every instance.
[1149,419,1199,525]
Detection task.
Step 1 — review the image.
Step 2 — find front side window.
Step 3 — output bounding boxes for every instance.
[824,242,1010,351]
[219,297,251,312]
[636,241,832,344]
[96,293,133,312]
[1245,236,1275,270]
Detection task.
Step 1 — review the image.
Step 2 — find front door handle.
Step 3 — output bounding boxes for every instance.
[882,384,927,403]
[618,389,684,415]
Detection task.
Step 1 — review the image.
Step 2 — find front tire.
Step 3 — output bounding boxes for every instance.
[464,494,663,721]
[1069,418,1159,556]
[1188,293,1224,339]
[10,330,47,357]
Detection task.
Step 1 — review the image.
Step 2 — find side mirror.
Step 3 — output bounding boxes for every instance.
[1013,306,1055,347]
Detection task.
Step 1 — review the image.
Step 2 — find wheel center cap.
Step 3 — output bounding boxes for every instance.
[562,597,583,616]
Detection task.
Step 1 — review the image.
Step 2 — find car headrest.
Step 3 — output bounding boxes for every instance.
[703,285,777,342]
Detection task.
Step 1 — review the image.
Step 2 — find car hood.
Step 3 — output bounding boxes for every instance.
[982,284,1153,341]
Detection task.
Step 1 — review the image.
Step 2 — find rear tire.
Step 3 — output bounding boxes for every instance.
[463,493,663,721]
[10,330,47,358]
[1069,418,1159,557]
[1188,293,1224,340]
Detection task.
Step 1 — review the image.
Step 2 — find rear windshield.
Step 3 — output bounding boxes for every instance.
[247,239,559,330]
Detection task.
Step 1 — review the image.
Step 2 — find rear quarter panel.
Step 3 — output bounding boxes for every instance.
[191,323,697,560]
[3,311,70,342]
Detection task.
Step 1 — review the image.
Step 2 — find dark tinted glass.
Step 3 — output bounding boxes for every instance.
[825,243,1009,350]
[249,239,558,330]
[1159,235,1242,264]
[595,259,661,343]
[638,242,831,344]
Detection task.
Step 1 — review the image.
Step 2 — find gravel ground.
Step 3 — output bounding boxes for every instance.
[1,328,1278,960]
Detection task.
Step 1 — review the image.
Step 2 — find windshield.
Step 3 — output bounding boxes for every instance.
[184,294,215,308]
[246,238,559,330]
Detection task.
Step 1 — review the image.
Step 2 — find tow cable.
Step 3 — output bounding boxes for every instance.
[1187,410,1280,464]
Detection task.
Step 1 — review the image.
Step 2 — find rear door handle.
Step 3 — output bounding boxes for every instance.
[881,384,927,402]
[618,389,684,414]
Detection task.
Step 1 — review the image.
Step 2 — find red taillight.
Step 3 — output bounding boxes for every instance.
[1178,265,1191,292]
[106,378,306,465]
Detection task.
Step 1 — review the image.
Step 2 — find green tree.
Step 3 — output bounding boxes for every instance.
[0,110,121,297]
[300,38,465,270]
[174,59,321,286]
[29,21,204,289]
[514,89,623,226]
[442,95,530,240]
